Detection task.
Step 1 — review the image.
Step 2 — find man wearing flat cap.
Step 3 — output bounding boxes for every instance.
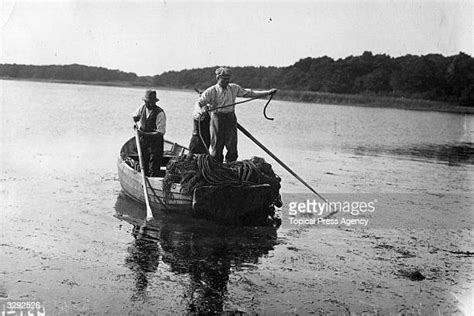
[194,67,277,163]
[132,90,167,177]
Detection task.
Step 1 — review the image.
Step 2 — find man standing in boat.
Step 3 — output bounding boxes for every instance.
[194,67,277,163]
[133,90,166,177]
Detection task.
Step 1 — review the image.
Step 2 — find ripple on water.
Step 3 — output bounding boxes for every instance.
[353,142,474,166]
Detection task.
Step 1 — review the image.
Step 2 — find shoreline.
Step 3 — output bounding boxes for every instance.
[1,77,473,114]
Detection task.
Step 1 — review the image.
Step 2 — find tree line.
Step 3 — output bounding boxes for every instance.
[153,52,473,106]
[1,52,473,106]
[0,63,139,83]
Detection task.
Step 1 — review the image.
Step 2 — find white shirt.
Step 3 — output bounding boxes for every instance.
[196,83,254,113]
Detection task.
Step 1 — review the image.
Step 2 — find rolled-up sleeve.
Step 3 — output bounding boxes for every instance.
[194,87,216,116]
[156,112,166,135]
[132,105,142,121]
[234,85,253,98]
[193,103,208,120]
[196,88,214,107]
[233,84,269,98]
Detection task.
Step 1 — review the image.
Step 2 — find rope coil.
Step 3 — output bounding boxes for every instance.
[162,154,281,201]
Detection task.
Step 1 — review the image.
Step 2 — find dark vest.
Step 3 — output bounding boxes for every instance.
[139,104,163,132]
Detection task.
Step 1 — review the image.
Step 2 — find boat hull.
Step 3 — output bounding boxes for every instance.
[117,157,192,211]
[117,137,192,211]
[117,137,280,225]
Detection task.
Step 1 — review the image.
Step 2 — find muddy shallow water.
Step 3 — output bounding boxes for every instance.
[1,80,473,314]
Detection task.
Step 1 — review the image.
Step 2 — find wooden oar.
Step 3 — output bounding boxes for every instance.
[237,122,331,206]
[134,126,154,221]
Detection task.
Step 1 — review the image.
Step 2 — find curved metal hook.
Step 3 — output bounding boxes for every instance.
[263,93,274,121]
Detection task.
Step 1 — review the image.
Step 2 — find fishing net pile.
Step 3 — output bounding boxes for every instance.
[162,154,281,201]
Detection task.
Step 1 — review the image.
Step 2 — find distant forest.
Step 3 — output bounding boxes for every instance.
[1,52,473,106]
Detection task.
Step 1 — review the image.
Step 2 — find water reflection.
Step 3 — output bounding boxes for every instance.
[353,142,474,166]
[115,193,279,314]
[123,224,161,301]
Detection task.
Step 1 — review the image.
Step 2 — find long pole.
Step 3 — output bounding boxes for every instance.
[194,88,335,215]
[237,123,330,204]
[208,94,265,112]
[134,127,154,221]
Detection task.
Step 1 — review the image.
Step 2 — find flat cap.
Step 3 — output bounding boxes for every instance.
[215,67,232,77]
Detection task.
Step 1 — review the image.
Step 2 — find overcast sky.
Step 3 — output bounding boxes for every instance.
[1,0,472,76]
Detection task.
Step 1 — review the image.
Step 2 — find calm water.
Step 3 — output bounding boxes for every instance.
[1,80,473,164]
[2,79,472,192]
[1,79,473,313]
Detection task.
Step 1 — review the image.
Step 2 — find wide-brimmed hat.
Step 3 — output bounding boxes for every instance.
[143,90,159,102]
[215,67,232,78]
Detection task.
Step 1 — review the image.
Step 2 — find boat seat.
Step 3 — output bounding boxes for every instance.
[127,154,172,168]
[168,143,187,156]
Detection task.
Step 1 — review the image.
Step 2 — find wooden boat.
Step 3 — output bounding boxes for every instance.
[117,137,280,225]
[117,137,192,210]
